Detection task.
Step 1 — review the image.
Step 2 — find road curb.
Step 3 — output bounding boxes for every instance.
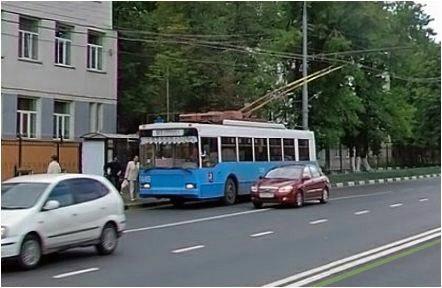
[331,173,441,188]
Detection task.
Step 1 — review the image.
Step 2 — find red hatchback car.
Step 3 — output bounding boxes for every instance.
[251,164,330,209]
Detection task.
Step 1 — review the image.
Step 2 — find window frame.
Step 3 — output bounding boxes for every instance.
[254,138,269,162]
[87,31,103,71]
[53,101,71,140]
[238,137,253,162]
[17,98,37,139]
[221,136,237,162]
[18,17,39,60]
[269,138,283,161]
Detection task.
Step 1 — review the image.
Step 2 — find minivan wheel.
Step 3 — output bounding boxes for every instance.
[223,178,237,205]
[320,188,329,204]
[294,192,304,208]
[253,201,263,209]
[18,234,41,270]
[96,223,118,255]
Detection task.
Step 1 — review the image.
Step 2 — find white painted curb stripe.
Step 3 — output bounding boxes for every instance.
[419,198,429,202]
[172,245,205,254]
[336,183,344,188]
[354,210,370,215]
[411,176,417,180]
[53,268,99,279]
[250,231,274,238]
[404,176,410,180]
[368,180,375,184]
[389,203,403,208]
[263,227,441,287]
[125,208,271,233]
[347,181,355,186]
[378,179,385,183]
[310,219,328,225]
[395,177,401,181]
[287,232,441,287]
[387,178,394,183]
[358,180,365,185]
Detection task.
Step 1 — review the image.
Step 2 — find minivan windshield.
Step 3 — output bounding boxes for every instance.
[265,166,303,180]
[1,183,48,209]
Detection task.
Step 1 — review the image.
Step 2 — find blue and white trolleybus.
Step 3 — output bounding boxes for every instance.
[138,120,316,206]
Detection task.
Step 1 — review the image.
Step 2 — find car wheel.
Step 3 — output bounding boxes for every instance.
[294,192,304,208]
[18,234,41,270]
[320,188,329,204]
[223,178,237,205]
[253,201,263,209]
[96,223,118,255]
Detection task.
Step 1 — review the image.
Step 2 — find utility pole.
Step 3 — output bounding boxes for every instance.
[302,1,309,130]
[166,66,170,122]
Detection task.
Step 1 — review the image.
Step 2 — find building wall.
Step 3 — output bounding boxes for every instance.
[1,2,117,180]
[1,139,80,180]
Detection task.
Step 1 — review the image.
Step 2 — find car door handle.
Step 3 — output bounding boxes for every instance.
[100,207,106,210]
[72,213,78,216]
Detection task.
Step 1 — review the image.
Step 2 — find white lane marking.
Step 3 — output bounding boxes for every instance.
[331,191,393,201]
[310,219,328,225]
[250,231,274,238]
[419,198,429,202]
[172,245,205,254]
[53,268,99,279]
[287,232,441,287]
[354,210,370,215]
[389,203,403,208]
[125,208,271,233]
[263,227,441,287]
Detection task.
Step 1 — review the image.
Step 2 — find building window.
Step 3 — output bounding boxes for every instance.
[53,101,71,139]
[17,98,37,138]
[18,17,39,60]
[55,24,72,66]
[90,102,103,132]
[87,32,103,70]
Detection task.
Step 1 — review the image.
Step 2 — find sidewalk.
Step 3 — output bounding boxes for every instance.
[121,193,170,209]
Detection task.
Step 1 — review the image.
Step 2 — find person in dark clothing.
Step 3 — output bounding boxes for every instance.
[104,156,122,190]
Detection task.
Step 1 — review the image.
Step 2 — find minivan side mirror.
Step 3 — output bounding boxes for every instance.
[259,175,264,180]
[42,200,60,211]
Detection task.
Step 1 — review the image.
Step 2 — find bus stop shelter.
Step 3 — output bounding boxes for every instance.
[80,132,139,176]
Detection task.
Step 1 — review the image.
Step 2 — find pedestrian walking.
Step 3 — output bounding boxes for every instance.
[47,155,62,174]
[104,156,122,190]
[124,155,139,201]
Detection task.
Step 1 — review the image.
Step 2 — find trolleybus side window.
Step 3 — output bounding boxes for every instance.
[238,137,253,162]
[269,138,282,161]
[298,139,310,161]
[283,139,295,161]
[254,138,268,161]
[201,137,219,167]
[221,137,237,162]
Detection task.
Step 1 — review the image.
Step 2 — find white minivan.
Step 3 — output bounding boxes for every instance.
[1,174,126,269]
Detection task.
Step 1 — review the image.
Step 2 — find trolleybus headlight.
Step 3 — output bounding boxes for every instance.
[250,185,258,193]
[143,183,151,189]
[185,183,196,189]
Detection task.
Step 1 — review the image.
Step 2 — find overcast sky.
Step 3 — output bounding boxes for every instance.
[418,0,442,42]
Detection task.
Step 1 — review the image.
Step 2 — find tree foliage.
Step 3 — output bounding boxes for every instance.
[114,2,440,166]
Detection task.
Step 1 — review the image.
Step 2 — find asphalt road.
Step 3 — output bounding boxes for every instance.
[2,177,440,287]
